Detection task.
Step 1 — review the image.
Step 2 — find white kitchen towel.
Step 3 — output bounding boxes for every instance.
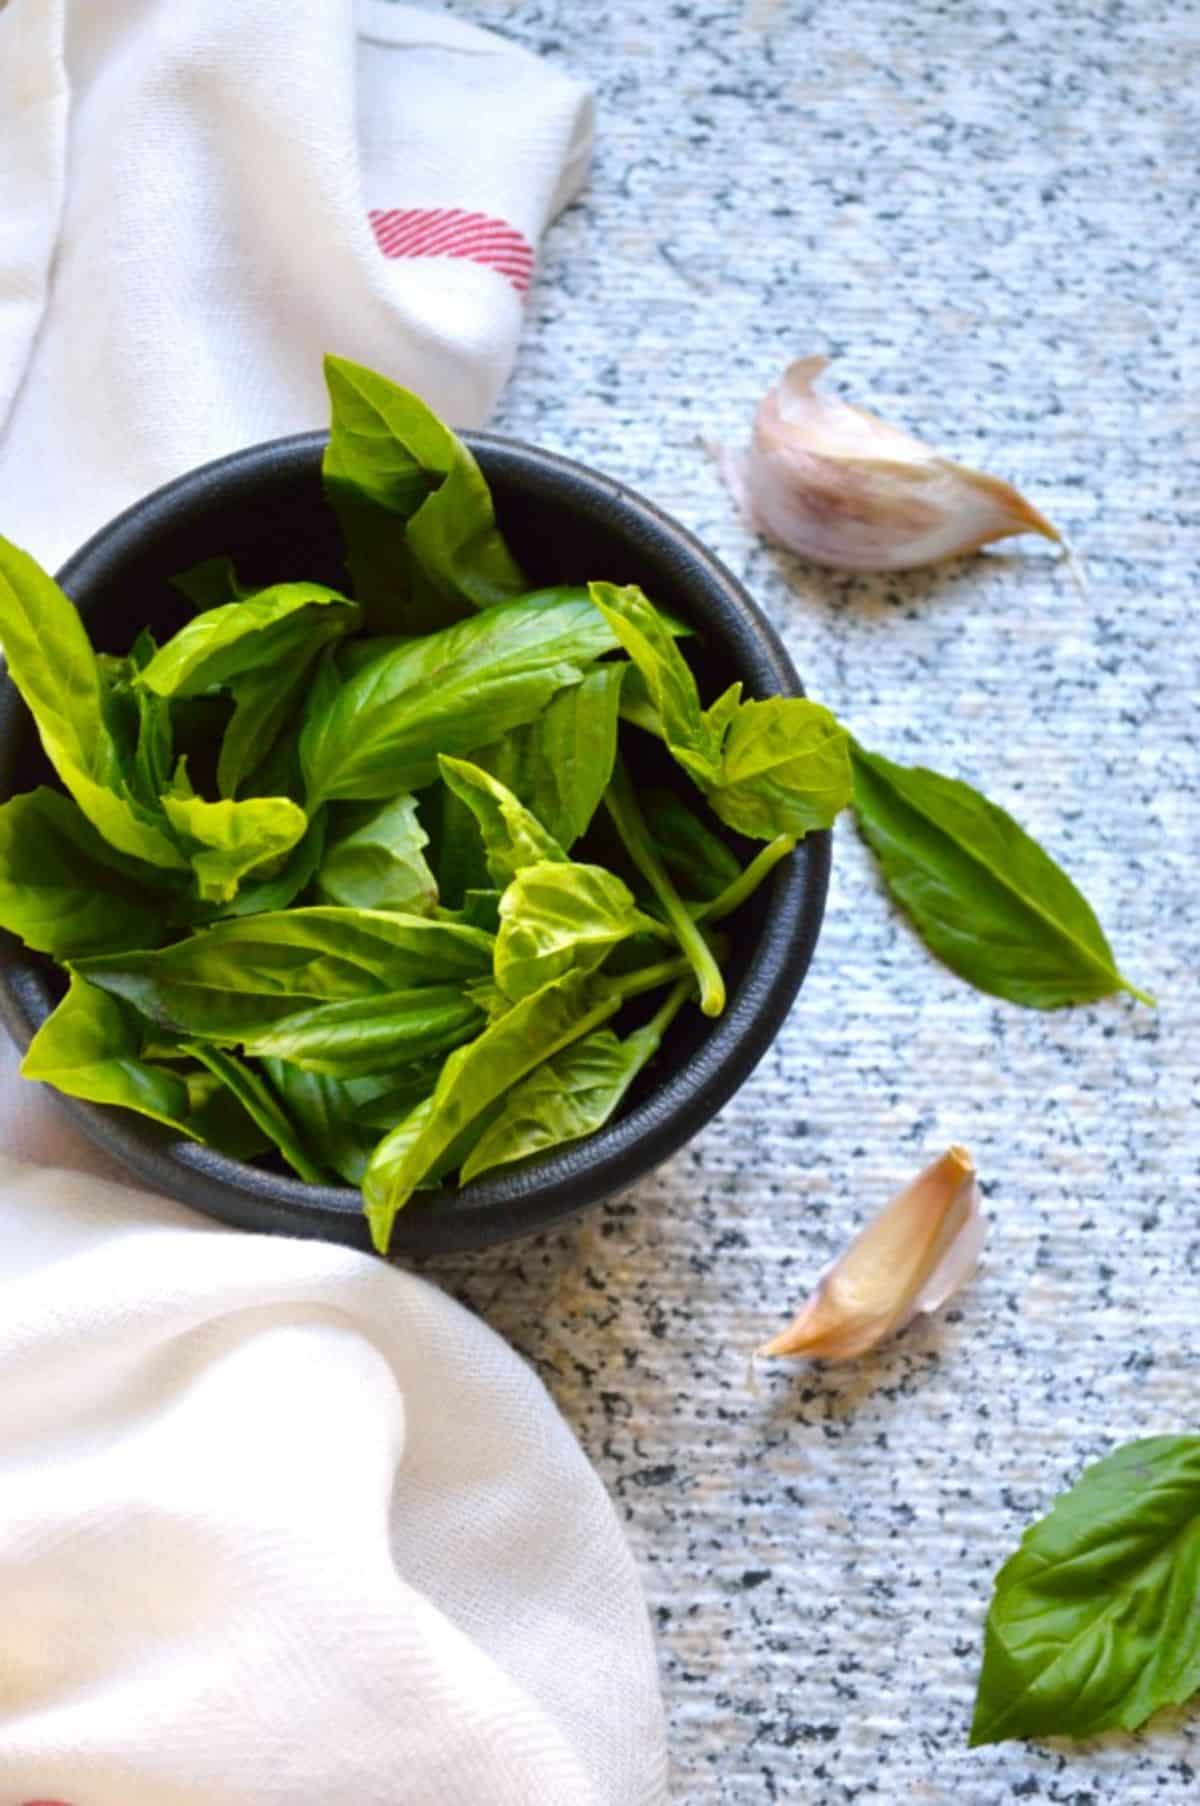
[0,0,593,570]
[0,1156,668,1806]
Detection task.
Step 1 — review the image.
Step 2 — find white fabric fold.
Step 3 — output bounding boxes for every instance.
[0,0,594,567]
[0,1158,668,1805]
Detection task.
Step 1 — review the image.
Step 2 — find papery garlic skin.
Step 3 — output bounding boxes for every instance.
[723,357,1059,572]
[759,1144,984,1361]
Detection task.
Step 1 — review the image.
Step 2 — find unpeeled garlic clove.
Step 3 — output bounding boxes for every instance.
[719,356,1060,572]
[759,1145,984,1361]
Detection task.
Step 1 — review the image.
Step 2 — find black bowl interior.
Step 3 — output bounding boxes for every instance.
[0,432,829,1255]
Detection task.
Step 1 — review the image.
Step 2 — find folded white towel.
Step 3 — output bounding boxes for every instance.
[0,0,593,568]
[0,1158,668,1805]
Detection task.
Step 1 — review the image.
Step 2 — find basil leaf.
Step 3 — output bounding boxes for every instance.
[640,788,742,901]
[323,353,526,632]
[494,861,663,1002]
[262,1060,420,1184]
[0,535,185,869]
[427,775,492,906]
[169,555,249,611]
[362,966,631,1249]
[460,980,689,1182]
[0,788,173,956]
[315,795,437,915]
[300,590,619,807]
[593,581,850,842]
[241,986,483,1077]
[971,1436,1200,1746]
[103,632,176,809]
[850,743,1151,1008]
[590,581,730,786]
[347,1063,443,1131]
[21,975,269,1160]
[437,755,566,886]
[706,698,852,839]
[218,648,328,801]
[186,810,327,924]
[437,888,503,935]
[161,791,309,905]
[137,582,360,697]
[74,907,494,1041]
[478,663,626,848]
[182,1043,328,1184]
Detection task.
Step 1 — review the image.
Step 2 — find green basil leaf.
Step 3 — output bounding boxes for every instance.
[362,966,629,1249]
[102,632,176,808]
[20,974,268,1161]
[494,861,661,1002]
[640,788,742,902]
[426,775,492,906]
[169,555,249,611]
[589,581,729,786]
[0,535,185,869]
[436,888,503,935]
[850,743,1151,1008]
[437,755,566,887]
[347,1063,443,1131]
[323,353,526,632]
[242,986,482,1077]
[218,645,331,801]
[261,1060,423,1184]
[971,1436,1200,1746]
[477,663,626,848]
[315,795,437,915]
[707,698,852,839]
[460,980,688,1182]
[186,810,327,924]
[74,907,494,1041]
[0,788,174,956]
[299,590,619,806]
[22,974,193,1128]
[182,1043,329,1184]
[161,791,309,905]
[137,582,361,698]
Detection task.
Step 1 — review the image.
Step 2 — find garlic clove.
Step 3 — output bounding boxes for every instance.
[723,358,1059,572]
[759,1145,983,1361]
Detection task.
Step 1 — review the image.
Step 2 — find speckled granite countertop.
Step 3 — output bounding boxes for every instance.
[434,3,1199,1800]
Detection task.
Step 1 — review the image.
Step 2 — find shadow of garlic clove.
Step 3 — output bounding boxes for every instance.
[719,357,1060,572]
[759,1144,985,1361]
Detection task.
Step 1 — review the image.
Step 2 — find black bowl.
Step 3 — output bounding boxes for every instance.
[0,432,829,1256]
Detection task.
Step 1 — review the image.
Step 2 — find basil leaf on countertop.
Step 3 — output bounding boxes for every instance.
[707,697,852,840]
[74,907,494,1041]
[323,353,527,633]
[0,789,176,957]
[971,1436,1200,1746]
[137,582,361,698]
[241,986,483,1078]
[183,1043,329,1184]
[300,590,620,807]
[437,755,567,887]
[478,663,626,849]
[640,788,742,902]
[315,794,437,916]
[494,861,665,1003]
[850,742,1151,1009]
[0,535,185,869]
[460,979,689,1182]
[161,789,309,906]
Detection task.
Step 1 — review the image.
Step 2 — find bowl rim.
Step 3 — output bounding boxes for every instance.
[0,428,830,1256]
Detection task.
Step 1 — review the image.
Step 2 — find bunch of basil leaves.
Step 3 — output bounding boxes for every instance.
[0,355,1146,1253]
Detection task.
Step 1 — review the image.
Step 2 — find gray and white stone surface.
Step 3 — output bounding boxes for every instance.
[432,2,1198,1799]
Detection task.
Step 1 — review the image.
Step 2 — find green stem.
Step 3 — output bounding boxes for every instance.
[612,956,691,1004]
[604,761,726,1017]
[644,977,692,1038]
[697,834,796,925]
